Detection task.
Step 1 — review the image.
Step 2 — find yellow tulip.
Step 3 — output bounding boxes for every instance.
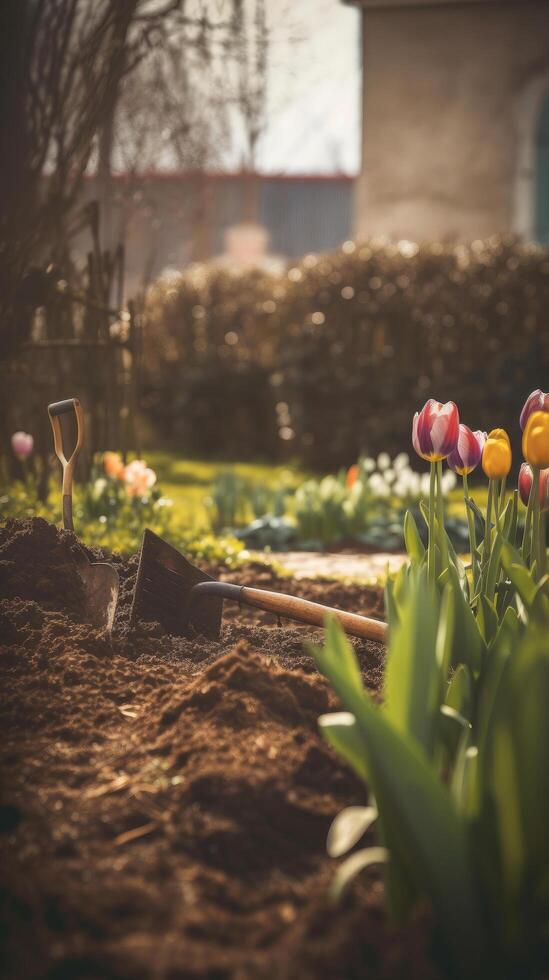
[482,428,512,479]
[522,410,549,468]
[487,428,510,446]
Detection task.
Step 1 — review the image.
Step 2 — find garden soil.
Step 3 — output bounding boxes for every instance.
[0,518,440,980]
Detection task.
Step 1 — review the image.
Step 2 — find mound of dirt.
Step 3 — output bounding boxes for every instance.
[0,518,439,979]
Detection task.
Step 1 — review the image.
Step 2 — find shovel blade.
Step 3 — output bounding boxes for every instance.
[77,561,119,631]
[130,529,223,639]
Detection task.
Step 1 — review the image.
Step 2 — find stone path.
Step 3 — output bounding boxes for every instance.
[259,550,408,582]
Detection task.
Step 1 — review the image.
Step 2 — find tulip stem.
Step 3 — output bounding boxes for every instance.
[522,477,535,565]
[463,472,478,587]
[541,511,547,577]
[532,466,541,580]
[496,476,507,531]
[485,479,493,561]
[428,461,436,586]
[436,460,448,570]
[493,478,500,528]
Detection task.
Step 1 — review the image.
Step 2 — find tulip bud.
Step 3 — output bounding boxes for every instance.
[11,431,34,461]
[447,426,486,476]
[518,463,549,511]
[412,399,459,462]
[482,429,512,480]
[522,410,549,468]
[519,389,549,431]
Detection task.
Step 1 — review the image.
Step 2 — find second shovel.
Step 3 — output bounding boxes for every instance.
[48,398,119,631]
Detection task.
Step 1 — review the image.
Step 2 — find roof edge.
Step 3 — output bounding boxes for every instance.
[343,0,532,8]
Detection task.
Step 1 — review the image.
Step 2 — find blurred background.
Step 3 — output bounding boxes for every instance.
[1,0,549,493]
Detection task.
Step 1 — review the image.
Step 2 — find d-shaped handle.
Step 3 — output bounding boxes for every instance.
[47,397,85,531]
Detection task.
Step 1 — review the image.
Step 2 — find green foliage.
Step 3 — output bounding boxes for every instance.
[310,449,549,977]
[204,470,291,532]
[144,238,549,468]
[0,472,244,564]
[226,453,474,553]
[312,609,549,977]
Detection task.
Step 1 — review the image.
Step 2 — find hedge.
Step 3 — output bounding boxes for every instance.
[142,238,549,470]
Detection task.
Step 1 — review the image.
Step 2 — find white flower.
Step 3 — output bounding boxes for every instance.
[369,473,390,497]
[377,452,391,471]
[362,457,376,473]
[393,479,408,498]
[441,470,457,494]
[407,472,421,497]
[420,473,431,497]
[393,452,410,471]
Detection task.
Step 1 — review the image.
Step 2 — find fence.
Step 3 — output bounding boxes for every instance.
[1,234,142,495]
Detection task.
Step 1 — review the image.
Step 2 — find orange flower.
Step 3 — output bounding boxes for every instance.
[103,452,125,480]
[346,464,360,488]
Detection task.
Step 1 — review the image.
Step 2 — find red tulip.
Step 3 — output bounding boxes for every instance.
[518,462,549,512]
[447,426,486,476]
[412,399,459,462]
[520,389,549,431]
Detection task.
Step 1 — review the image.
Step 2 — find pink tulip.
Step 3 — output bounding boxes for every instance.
[11,431,34,461]
[123,459,157,497]
[520,389,549,431]
[412,399,459,462]
[447,426,486,476]
[518,462,549,512]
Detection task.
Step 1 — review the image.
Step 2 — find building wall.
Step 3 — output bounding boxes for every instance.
[76,173,353,293]
[355,0,549,242]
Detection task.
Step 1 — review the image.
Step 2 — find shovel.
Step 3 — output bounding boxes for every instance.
[48,398,119,631]
[130,529,387,643]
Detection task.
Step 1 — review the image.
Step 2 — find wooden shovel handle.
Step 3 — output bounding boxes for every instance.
[240,587,388,643]
[189,581,388,644]
[47,398,85,531]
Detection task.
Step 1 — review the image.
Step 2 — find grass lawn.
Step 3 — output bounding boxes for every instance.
[146,452,309,531]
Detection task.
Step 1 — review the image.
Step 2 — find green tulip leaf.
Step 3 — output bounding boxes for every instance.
[446,563,484,673]
[384,577,400,630]
[478,622,549,923]
[438,704,471,764]
[327,805,378,858]
[446,663,473,720]
[314,623,485,974]
[500,542,537,608]
[404,509,425,564]
[477,594,499,645]
[485,532,504,602]
[383,567,444,756]
[451,743,478,817]
[465,495,486,533]
[328,846,389,903]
